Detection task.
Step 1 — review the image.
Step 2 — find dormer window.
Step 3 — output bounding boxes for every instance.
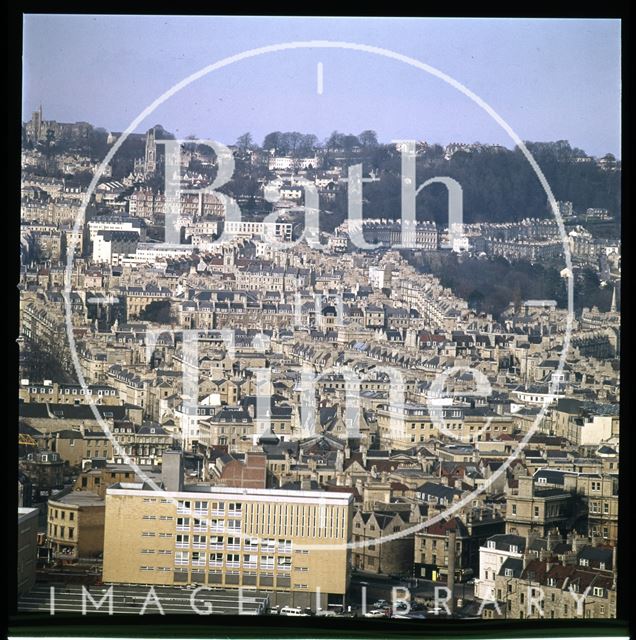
[505,568,513,577]
[487,540,496,549]
[510,545,518,554]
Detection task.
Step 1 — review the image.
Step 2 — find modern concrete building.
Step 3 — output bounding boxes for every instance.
[103,483,353,609]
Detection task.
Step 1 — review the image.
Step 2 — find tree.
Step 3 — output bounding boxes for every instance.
[262,131,282,152]
[342,134,360,154]
[299,134,318,155]
[358,130,378,148]
[236,132,254,152]
[326,131,344,152]
[286,132,304,156]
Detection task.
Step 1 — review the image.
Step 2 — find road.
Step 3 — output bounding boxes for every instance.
[18,583,269,616]
[350,572,475,607]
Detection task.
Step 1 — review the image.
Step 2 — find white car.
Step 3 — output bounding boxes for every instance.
[364,609,388,618]
[280,606,310,617]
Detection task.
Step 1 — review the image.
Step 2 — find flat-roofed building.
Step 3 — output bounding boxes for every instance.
[18,507,39,595]
[103,483,353,609]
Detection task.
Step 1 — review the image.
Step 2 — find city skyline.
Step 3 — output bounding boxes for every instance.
[22,16,621,157]
[16,14,622,627]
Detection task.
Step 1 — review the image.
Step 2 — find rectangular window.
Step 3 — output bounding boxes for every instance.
[226,536,241,550]
[194,501,208,514]
[193,518,208,531]
[193,535,207,548]
[243,553,258,568]
[177,500,192,513]
[209,518,224,532]
[176,534,190,547]
[210,501,225,515]
[226,553,240,567]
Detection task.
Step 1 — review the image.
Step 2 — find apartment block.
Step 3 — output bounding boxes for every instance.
[103,484,353,609]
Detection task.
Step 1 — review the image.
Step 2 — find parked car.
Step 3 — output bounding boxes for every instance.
[364,609,388,618]
[373,599,389,609]
[280,606,310,617]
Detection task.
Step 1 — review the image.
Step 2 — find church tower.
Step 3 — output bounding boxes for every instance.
[144,126,157,175]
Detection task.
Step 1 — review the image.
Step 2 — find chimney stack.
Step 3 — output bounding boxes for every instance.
[447,529,457,616]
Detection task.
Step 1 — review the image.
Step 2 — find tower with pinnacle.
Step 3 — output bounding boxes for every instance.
[144,126,157,176]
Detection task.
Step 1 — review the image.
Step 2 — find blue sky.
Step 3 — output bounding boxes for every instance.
[22,16,621,157]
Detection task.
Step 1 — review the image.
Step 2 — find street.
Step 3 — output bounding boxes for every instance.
[18,583,269,616]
